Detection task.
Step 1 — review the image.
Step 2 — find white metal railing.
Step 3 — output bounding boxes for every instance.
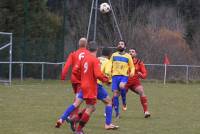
[0,32,12,85]
[0,61,64,82]
[0,61,200,84]
[145,64,200,84]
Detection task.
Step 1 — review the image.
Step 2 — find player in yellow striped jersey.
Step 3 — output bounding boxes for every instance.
[98,57,112,84]
[110,40,135,118]
[97,47,119,130]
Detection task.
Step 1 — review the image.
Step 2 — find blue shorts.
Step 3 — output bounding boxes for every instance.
[112,75,128,91]
[77,84,108,101]
[97,84,109,100]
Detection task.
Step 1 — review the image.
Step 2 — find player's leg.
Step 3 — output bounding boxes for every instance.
[97,84,119,130]
[72,107,87,123]
[124,81,134,109]
[102,97,119,129]
[134,85,151,118]
[60,92,83,121]
[98,85,112,125]
[113,90,120,118]
[75,99,96,134]
[120,82,127,111]
[112,76,120,118]
[65,92,84,132]
[55,91,83,128]
[69,83,81,120]
[119,76,128,111]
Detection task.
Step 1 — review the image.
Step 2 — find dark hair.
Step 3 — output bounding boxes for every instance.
[88,41,98,52]
[102,47,112,57]
[129,48,136,51]
[118,40,127,46]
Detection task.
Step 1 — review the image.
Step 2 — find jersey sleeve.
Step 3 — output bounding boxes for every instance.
[61,53,73,80]
[93,59,109,83]
[139,62,147,79]
[128,55,135,77]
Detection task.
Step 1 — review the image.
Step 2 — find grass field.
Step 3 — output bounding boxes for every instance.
[0,80,200,134]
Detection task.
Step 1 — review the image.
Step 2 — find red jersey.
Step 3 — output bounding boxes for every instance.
[61,48,90,84]
[129,58,147,81]
[73,54,109,99]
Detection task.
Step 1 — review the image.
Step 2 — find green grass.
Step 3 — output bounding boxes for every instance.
[0,80,200,134]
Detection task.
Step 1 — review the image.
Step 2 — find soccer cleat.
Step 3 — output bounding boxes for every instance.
[66,118,76,132]
[122,104,127,111]
[105,124,119,130]
[144,111,151,118]
[55,119,64,128]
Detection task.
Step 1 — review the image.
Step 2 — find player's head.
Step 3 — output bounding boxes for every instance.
[102,47,112,58]
[129,48,137,58]
[78,37,88,48]
[117,40,126,52]
[88,41,98,54]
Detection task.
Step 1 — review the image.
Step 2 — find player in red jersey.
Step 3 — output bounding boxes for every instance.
[55,37,89,129]
[125,49,151,118]
[61,37,90,94]
[73,41,109,134]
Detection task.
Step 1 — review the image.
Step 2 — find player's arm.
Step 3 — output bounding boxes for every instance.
[61,53,73,80]
[138,62,147,79]
[128,55,135,77]
[94,59,109,83]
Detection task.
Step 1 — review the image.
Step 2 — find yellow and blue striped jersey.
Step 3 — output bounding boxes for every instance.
[110,52,135,76]
[97,56,112,85]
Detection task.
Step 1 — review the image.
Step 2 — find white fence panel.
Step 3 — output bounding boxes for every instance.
[0,62,200,84]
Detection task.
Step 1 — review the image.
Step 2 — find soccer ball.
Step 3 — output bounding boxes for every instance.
[100,3,111,14]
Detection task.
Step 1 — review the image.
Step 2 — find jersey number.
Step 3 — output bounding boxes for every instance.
[84,62,88,73]
[79,52,85,60]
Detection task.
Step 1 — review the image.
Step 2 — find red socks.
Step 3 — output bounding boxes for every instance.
[140,96,148,113]
[69,107,79,119]
[77,112,90,131]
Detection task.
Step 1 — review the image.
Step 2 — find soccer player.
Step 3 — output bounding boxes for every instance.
[110,41,135,118]
[73,42,110,134]
[61,37,89,93]
[125,48,151,118]
[97,47,119,129]
[55,37,89,129]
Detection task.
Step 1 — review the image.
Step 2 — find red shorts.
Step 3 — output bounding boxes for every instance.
[125,78,141,91]
[84,98,97,105]
[71,83,81,94]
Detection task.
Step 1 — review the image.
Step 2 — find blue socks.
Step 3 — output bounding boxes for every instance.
[105,106,112,125]
[60,104,75,120]
[113,96,119,117]
[121,88,127,106]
